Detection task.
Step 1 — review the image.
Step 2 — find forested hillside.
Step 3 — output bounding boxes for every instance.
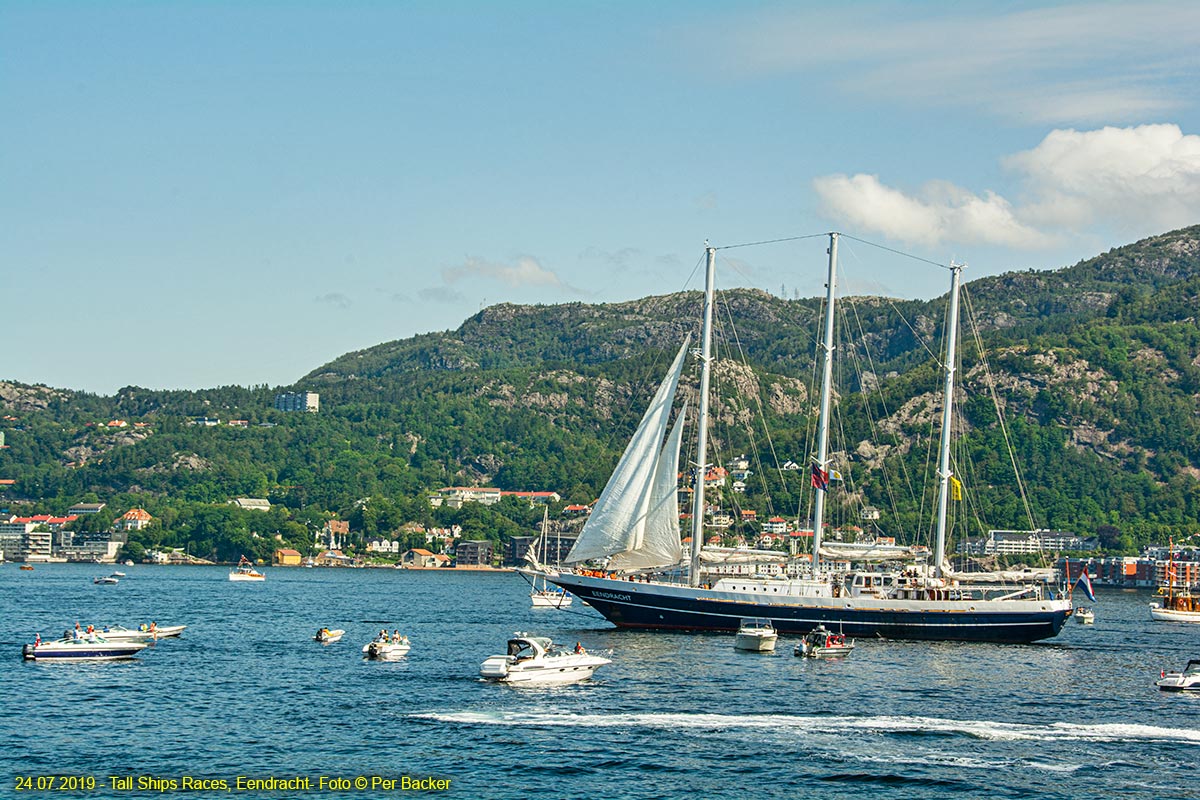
[4,226,1200,561]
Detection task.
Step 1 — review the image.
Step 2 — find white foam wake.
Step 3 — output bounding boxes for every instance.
[410,710,1200,745]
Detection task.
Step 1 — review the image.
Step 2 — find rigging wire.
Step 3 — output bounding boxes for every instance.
[714,233,831,251]
[713,290,780,523]
[838,233,953,270]
[961,284,1040,532]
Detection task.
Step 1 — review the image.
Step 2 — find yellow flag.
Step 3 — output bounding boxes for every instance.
[950,475,963,501]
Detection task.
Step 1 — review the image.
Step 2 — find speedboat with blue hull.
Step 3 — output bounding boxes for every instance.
[535,237,1073,645]
[23,635,148,662]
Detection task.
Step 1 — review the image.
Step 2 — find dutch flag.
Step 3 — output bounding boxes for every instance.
[1074,570,1096,603]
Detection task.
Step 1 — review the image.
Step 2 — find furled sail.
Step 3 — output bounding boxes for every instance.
[817,542,931,562]
[607,401,688,572]
[698,547,788,564]
[565,340,690,565]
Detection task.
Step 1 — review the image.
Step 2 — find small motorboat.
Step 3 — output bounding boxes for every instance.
[93,575,119,585]
[362,633,410,660]
[110,571,126,578]
[480,633,610,685]
[734,619,778,652]
[229,556,266,582]
[1075,607,1096,624]
[94,623,186,641]
[314,628,345,644]
[794,624,855,658]
[20,564,34,571]
[1157,660,1200,692]
[23,634,148,662]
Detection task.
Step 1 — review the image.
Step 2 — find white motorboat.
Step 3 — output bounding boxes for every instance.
[734,619,778,652]
[314,628,345,644]
[794,624,855,658]
[146,623,186,638]
[110,571,126,577]
[23,634,148,662]
[229,556,266,582]
[1074,607,1095,624]
[362,634,410,660]
[1149,540,1200,622]
[1156,660,1200,692]
[1151,604,1200,623]
[95,623,186,641]
[93,575,119,585]
[480,633,610,685]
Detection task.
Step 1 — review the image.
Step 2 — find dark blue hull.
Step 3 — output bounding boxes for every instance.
[548,574,1070,644]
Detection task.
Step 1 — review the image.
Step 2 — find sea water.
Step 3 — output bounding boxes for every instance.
[1,564,1197,799]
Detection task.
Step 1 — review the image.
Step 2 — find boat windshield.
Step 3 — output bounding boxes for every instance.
[507,638,550,659]
[1184,661,1200,676]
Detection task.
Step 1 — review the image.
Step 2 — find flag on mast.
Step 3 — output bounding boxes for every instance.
[811,463,829,491]
[1074,570,1096,603]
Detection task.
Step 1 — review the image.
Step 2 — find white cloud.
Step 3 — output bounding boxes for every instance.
[442,255,569,289]
[813,174,1052,249]
[708,2,1200,124]
[815,124,1200,248]
[1005,124,1200,233]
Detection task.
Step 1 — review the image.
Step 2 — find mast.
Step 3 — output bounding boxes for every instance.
[810,233,839,575]
[689,245,716,587]
[933,262,964,579]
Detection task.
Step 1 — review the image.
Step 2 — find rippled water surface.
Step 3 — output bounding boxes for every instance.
[2,564,1198,799]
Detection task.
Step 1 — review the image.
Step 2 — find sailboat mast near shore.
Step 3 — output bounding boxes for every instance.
[532,234,1073,643]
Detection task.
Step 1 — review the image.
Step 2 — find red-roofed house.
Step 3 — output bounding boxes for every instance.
[274,548,302,566]
[402,548,439,568]
[763,516,788,534]
[704,467,728,487]
[321,520,349,550]
[117,508,153,532]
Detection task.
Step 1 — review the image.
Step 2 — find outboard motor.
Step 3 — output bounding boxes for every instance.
[22,644,35,661]
[367,642,380,660]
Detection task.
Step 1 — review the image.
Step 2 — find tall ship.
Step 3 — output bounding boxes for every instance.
[531,234,1073,643]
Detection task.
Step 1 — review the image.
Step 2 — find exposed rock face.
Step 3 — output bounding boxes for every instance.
[63,428,153,465]
[768,380,808,415]
[0,382,66,412]
[137,452,212,474]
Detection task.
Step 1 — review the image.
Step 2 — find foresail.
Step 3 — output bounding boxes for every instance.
[565,340,690,564]
[608,401,688,572]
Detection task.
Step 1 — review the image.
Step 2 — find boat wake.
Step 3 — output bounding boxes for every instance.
[411,710,1200,745]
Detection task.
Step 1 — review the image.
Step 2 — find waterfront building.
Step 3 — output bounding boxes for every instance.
[274,548,302,566]
[454,540,494,566]
[402,548,442,568]
[959,529,1098,555]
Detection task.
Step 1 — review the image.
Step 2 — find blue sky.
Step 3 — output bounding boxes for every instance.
[4,1,1200,394]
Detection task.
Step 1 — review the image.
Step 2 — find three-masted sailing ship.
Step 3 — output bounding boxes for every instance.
[530,234,1073,643]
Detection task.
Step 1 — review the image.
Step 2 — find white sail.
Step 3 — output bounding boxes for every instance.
[608,402,688,572]
[565,340,690,564]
